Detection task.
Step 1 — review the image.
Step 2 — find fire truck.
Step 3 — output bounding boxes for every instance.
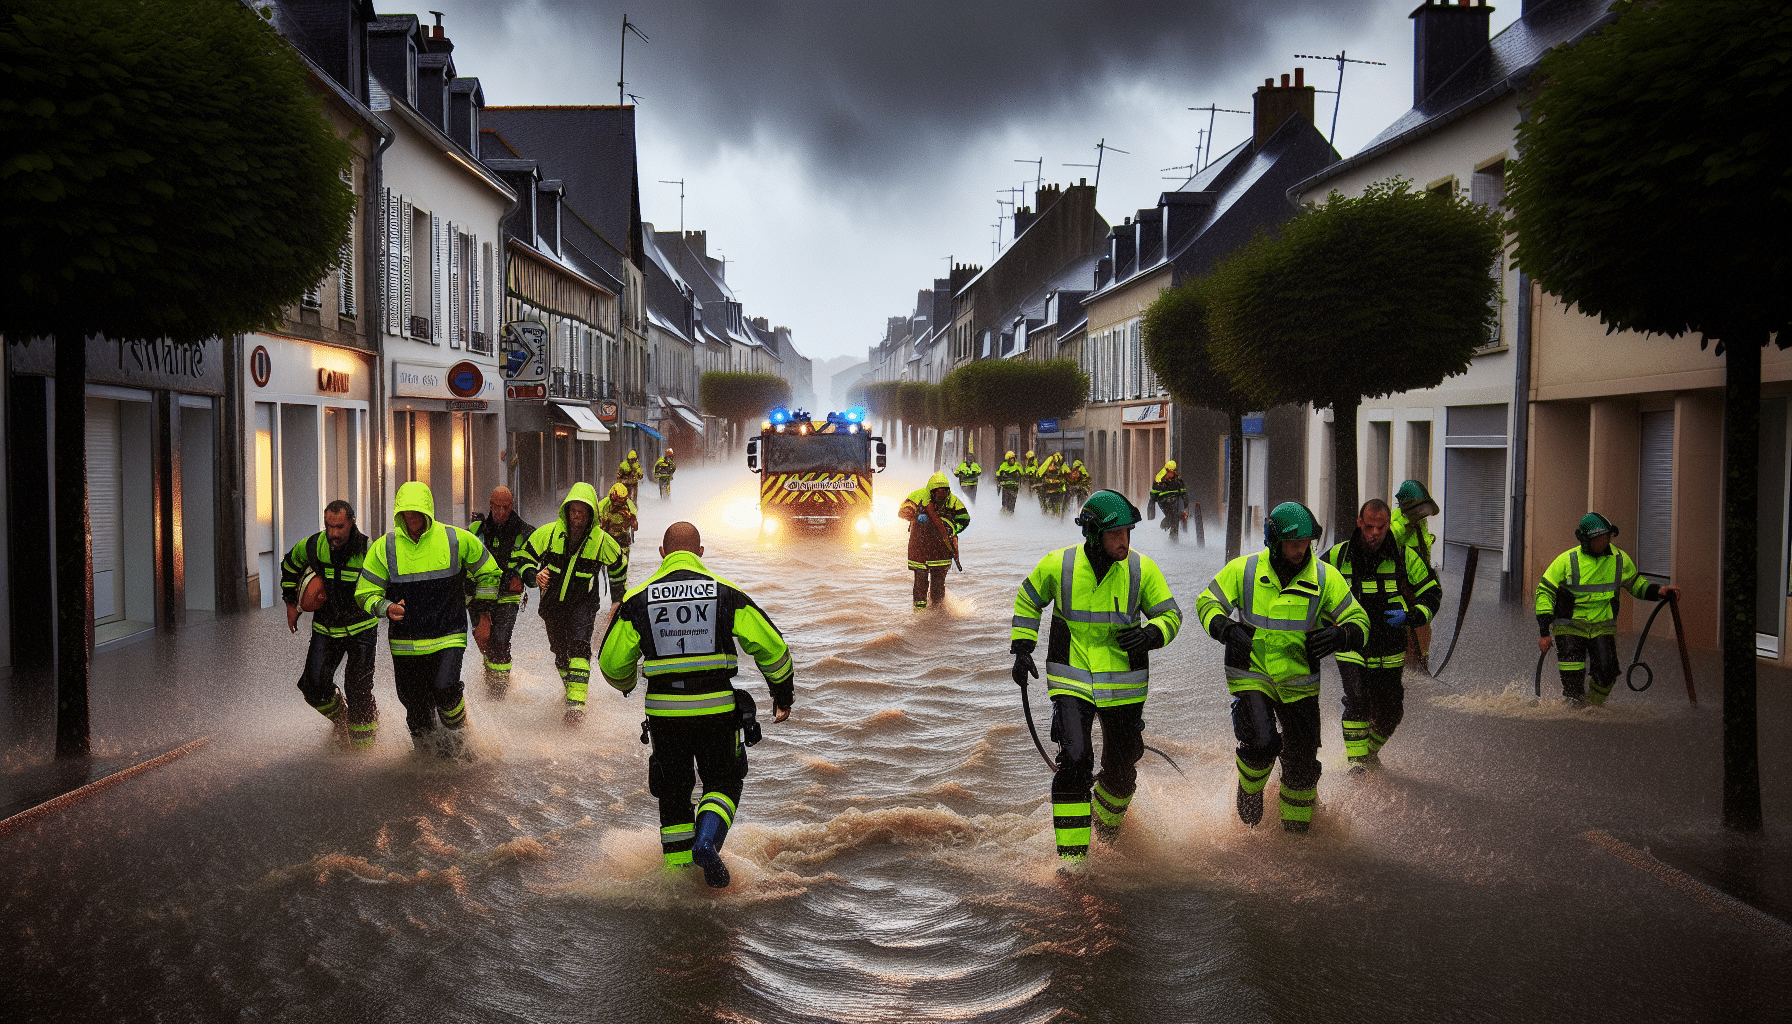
[745,406,886,533]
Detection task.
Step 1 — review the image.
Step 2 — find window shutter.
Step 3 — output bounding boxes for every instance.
[447,222,461,348]
[1443,447,1508,552]
[1636,411,1675,577]
[383,189,400,336]
[469,235,483,351]
[303,281,322,309]
[337,205,356,319]
[400,197,414,336]
[432,214,445,345]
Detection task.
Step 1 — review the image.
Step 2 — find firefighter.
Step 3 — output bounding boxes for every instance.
[1038,453,1068,517]
[515,482,629,724]
[468,486,533,699]
[1022,450,1041,497]
[1150,460,1189,542]
[1320,499,1442,771]
[618,449,646,502]
[1010,489,1182,867]
[1196,502,1369,832]
[599,521,795,888]
[898,471,970,611]
[281,499,380,750]
[996,450,1025,514]
[1536,513,1678,707]
[356,482,500,757]
[954,450,982,505]
[654,448,677,499]
[1391,480,1439,668]
[1066,458,1092,508]
[597,481,640,585]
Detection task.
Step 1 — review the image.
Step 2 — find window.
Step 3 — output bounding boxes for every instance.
[337,169,355,319]
[1473,159,1508,352]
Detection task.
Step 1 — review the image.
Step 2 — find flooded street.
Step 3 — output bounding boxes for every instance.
[4,461,1790,1023]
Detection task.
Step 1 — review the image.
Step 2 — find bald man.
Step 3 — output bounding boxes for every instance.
[468,485,534,697]
[599,522,795,888]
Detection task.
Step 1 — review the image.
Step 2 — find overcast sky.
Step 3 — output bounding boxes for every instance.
[420,0,1519,372]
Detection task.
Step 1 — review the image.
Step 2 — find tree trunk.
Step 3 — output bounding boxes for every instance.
[1332,396,1361,545]
[1226,413,1246,561]
[1722,337,1762,832]
[55,333,92,758]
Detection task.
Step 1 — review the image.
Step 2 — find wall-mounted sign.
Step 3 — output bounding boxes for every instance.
[1242,416,1264,436]
[1121,402,1169,425]
[501,321,547,382]
[507,382,547,401]
[1037,418,1059,434]
[317,368,351,394]
[597,399,620,424]
[448,400,488,412]
[250,346,272,388]
[447,360,485,399]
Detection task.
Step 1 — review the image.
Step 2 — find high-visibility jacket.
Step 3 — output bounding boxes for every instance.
[356,481,500,656]
[1066,463,1091,488]
[1390,507,1435,569]
[599,550,795,717]
[954,460,982,485]
[515,482,628,606]
[1197,549,1370,702]
[469,510,534,606]
[1150,469,1187,510]
[899,478,969,568]
[996,460,1025,492]
[1535,544,1659,638]
[597,493,638,544]
[280,529,379,637]
[1023,457,1041,482]
[617,457,644,485]
[1320,537,1441,669]
[1038,460,1066,494]
[1011,544,1183,708]
[653,457,676,481]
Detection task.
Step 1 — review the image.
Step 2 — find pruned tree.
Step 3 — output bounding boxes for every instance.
[2,0,357,756]
[862,380,901,442]
[944,359,1088,465]
[1207,177,1504,536]
[1506,0,1792,833]
[897,381,933,460]
[700,371,791,455]
[1143,276,1256,558]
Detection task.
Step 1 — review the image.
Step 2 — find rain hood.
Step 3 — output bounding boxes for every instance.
[560,481,600,529]
[393,481,436,534]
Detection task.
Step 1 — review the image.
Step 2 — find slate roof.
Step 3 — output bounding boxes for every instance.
[478,106,644,283]
[1292,0,1617,197]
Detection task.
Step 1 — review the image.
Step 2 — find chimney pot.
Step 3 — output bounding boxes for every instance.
[1281,73,1290,87]
[1265,78,1274,87]
[1295,67,1304,87]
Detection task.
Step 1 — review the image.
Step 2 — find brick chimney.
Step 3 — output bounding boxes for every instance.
[1253,68,1315,151]
[1410,0,1494,106]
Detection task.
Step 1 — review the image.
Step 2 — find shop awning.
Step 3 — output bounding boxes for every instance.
[550,402,609,441]
[627,421,665,440]
[663,400,705,435]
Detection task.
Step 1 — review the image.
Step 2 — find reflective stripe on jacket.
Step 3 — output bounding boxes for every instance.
[1535,545,1655,638]
[1320,538,1441,668]
[598,550,794,716]
[356,482,500,656]
[1196,549,1369,702]
[1010,544,1183,708]
[280,531,378,636]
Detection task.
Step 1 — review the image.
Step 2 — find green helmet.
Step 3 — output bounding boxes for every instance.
[1395,479,1439,518]
[1264,501,1322,547]
[1575,512,1619,545]
[1075,489,1142,543]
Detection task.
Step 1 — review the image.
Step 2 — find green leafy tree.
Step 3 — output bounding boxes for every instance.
[1,0,356,756]
[1143,276,1255,558]
[944,359,1087,469]
[897,380,934,459]
[700,371,791,454]
[862,380,901,441]
[1207,178,1504,535]
[1506,0,1792,833]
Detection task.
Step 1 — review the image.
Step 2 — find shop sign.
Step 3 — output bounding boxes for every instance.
[446,360,484,399]
[507,382,547,401]
[597,399,620,423]
[393,361,501,402]
[317,368,351,394]
[1037,418,1059,434]
[501,321,547,382]
[448,400,488,412]
[251,346,272,387]
[6,333,227,395]
[1121,402,1169,424]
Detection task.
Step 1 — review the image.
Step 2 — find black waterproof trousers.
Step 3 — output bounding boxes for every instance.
[1554,633,1620,705]
[1232,691,1322,824]
[297,630,378,725]
[1338,662,1404,755]
[1050,696,1144,855]
[391,648,467,742]
[648,714,746,863]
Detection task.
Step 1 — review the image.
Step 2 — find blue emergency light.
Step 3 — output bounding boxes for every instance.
[768,407,791,425]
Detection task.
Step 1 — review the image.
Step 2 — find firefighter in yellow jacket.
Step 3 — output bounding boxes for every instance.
[356,481,501,756]
[1010,489,1183,866]
[898,471,969,610]
[617,449,646,502]
[599,522,795,888]
[1197,502,1369,832]
[996,451,1025,514]
[1391,479,1439,667]
[1536,513,1677,706]
[514,482,629,724]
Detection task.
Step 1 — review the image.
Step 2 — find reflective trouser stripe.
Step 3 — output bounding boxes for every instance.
[1280,785,1317,823]
[1337,651,1405,670]
[439,698,466,730]
[1367,729,1389,754]
[907,559,952,570]
[1342,719,1371,759]
[697,792,737,828]
[563,658,590,704]
[661,823,694,866]
[1053,800,1092,857]
[645,691,736,716]
[1092,783,1130,828]
[1556,657,1587,672]
[389,634,466,655]
[347,719,378,749]
[1587,676,1615,706]
[484,659,512,672]
[1237,756,1273,795]
[312,691,344,719]
[312,620,380,638]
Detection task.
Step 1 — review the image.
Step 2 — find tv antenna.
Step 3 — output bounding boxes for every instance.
[1187,105,1248,171]
[1161,163,1194,181]
[1294,51,1387,144]
[1014,157,1042,197]
[1063,138,1127,191]
[618,14,649,108]
[659,178,684,235]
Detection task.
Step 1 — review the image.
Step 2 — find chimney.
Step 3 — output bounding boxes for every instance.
[1013,205,1038,238]
[1253,66,1315,151]
[684,230,707,259]
[427,10,453,53]
[1111,223,1136,278]
[1410,0,1494,106]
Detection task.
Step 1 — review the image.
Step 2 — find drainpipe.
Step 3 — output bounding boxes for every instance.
[1503,270,1532,602]
[368,117,396,528]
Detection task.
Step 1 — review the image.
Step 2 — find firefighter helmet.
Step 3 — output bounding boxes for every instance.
[1005,450,1016,460]
[1075,489,1142,544]
[1575,512,1619,545]
[1264,501,1323,547]
[1395,479,1439,518]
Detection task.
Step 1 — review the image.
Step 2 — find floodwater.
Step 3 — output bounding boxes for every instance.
[4,460,1790,1023]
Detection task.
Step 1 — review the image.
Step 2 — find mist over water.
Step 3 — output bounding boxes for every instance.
[3,459,1788,1022]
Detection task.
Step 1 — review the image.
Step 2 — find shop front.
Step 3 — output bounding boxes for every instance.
[388,359,505,535]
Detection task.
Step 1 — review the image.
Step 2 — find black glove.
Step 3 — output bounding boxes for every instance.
[1307,624,1349,661]
[1010,638,1038,688]
[1116,623,1163,653]
[1210,618,1255,660]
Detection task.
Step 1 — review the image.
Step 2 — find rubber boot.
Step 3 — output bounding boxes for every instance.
[691,811,731,889]
[1236,755,1271,827]
[315,688,351,748]
[484,666,510,700]
[1092,782,1130,845]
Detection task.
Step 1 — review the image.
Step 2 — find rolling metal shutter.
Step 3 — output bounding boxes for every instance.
[1635,411,1674,577]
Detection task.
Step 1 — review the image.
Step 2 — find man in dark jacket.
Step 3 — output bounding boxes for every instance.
[282,500,381,749]
[515,482,629,725]
[898,471,969,610]
[468,486,533,699]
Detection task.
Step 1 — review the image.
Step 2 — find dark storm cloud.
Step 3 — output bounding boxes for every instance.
[452,0,1381,184]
